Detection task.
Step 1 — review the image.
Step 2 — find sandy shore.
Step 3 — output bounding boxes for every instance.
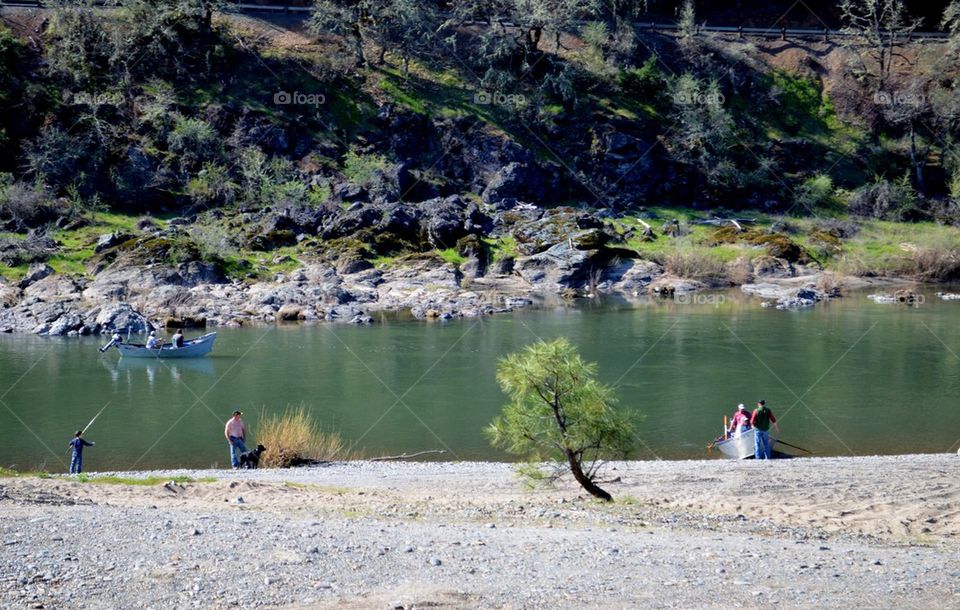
[2,455,959,608]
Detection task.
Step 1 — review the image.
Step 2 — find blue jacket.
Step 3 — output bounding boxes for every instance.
[69,438,93,454]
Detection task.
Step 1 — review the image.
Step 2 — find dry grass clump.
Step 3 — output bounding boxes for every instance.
[664,250,726,280]
[815,271,845,296]
[902,247,960,281]
[257,406,352,468]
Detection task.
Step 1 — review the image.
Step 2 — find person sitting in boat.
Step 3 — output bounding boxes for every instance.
[171,329,185,348]
[727,403,752,438]
[146,331,160,350]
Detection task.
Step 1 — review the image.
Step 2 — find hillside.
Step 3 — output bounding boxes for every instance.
[1,0,959,333]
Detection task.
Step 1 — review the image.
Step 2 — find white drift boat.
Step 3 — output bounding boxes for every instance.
[714,428,771,459]
[111,332,217,359]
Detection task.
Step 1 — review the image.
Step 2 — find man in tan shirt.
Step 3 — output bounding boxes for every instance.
[224,410,248,469]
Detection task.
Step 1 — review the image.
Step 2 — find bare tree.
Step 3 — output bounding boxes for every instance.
[839,0,921,94]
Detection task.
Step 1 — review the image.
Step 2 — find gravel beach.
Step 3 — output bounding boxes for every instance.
[2,455,959,609]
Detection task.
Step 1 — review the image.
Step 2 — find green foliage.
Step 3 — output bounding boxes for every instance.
[487,338,634,500]
[848,174,919,221]
[436,247,466,266]
[618,56,666,102]
[167,116,221,173]
[796,174,836,211]
[342,149,391,188]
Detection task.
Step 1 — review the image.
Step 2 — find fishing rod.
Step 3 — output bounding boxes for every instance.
[81,401,111,434]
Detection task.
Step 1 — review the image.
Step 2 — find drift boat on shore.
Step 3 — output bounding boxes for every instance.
[108,332,217,358]
[712,428,800,459]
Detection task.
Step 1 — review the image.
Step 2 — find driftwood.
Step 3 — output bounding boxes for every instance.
[692,217,757,231]
[370,450,447,462]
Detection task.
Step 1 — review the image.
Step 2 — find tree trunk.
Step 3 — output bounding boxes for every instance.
[909,123,926,195]
[351,9,366,67]
[565,449,612,501]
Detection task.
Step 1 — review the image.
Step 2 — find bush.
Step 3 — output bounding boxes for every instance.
[0,180,64,231]
[795,173,835,211]
[848,175,919,221]
[167,116,220,174]
[257,406,350,468]
[664,250,726,280]
[618,56,665,101]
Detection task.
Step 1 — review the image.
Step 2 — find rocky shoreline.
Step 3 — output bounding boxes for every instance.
[1,455,958,608]
[0,212,909,337]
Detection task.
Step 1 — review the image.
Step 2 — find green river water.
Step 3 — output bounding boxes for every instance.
[1,287,959,471]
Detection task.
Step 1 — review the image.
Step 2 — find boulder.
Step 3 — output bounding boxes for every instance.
[514,241,595,289]
[95,303,154,334]
[482,162,547,204]
[418,195,488,249]
[603,259,663,294]
[24,274,84,301]
[491,256,515,275]
[752,256,795,278]
[95,232,132,253]
[277,304,304,321]
[320,205,382,240]
[648,277,704,297]
[512,208,603,256]
[331,181,368,203]
[47,313,83,336]
[18,263,53,289]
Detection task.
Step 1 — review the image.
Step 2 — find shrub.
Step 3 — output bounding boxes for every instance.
[618,56,665,101]
[257,406,350,468]
[664,250,726,280]
[0,180,63,230]
[342,149,391,190]
[167,116,220,173]
[848,175,919,221]
[795,173,835,211]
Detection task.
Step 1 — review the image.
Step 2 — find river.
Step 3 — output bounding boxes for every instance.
[1,287,959,471]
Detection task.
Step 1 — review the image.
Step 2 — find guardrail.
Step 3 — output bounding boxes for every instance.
[0,1,951,41]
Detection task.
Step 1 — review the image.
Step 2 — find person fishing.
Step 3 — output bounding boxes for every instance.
[145,331,160,350]
[68,430,95,474]
[171,329,185,348]
[224,410,248,469]
[751,399,780,460]
[99,331,124,353]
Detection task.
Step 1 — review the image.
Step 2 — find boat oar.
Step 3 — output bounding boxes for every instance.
[774,439,812,454]
[99,339,116,353]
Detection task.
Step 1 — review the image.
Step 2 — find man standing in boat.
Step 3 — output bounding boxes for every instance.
[751,400,780,460]
[224,410,248,469]
[727,403,751,438]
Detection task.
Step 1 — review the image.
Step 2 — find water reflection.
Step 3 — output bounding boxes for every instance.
[102,356,216,389]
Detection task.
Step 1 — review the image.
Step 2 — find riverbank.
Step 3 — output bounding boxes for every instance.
[2,455,958,608]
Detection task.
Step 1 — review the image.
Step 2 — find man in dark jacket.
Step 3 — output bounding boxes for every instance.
[751,400,780,460]
[68,430,95,474]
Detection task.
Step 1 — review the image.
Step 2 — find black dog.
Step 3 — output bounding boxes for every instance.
[238,444,266,469]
